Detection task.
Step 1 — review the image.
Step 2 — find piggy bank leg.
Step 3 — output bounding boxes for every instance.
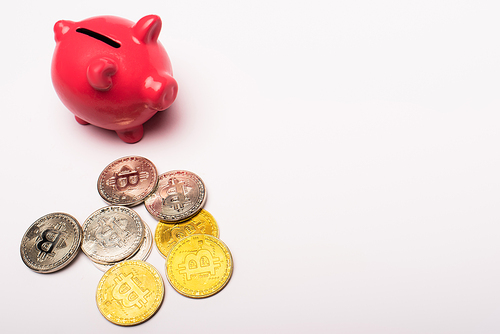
[75,116,89,125]
[116,125,144,143]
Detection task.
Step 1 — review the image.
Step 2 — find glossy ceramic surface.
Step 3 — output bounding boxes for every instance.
[52,15,178,143]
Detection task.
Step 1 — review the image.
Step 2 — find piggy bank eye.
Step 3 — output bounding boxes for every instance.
[76,28,121,48]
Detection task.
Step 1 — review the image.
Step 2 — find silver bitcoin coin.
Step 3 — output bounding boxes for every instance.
[144,170,207,222]
[97,156,158,206]
[81,206,145,264]
[93,220,153,272]
[20,212,82,273]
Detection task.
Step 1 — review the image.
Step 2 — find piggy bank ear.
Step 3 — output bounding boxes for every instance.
[133,15,162,44]
[87,58,117,91]
[54,20,74,42]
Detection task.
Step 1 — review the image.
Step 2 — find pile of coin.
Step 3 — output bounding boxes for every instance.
[20,155,233,326]
[98,156,234,299]
[146,173,233,299]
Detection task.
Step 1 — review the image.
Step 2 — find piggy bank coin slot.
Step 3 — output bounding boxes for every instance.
[76,28,121,48]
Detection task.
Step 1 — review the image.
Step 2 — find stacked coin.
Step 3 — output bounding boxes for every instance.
[88,156,158,273]
[81,206,153,271]
[155,209,219,258]
[149,171,234,298]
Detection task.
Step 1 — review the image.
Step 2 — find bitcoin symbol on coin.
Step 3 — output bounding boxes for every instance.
[94,217,129,247]
[171,223,201,243]
[35,225,65,261]
[106,165,149,191]
[160,177,192,211]
[178,249,221,280]
[112,273,150,308]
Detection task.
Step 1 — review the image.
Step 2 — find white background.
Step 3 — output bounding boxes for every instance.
[2,1,500,333]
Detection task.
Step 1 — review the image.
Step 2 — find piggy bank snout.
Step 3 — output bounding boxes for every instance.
[160,77,178,110]
[144,74,178,111]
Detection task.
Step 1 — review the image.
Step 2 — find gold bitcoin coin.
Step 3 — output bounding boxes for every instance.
[166,234,233,298]
[155,209,219,258]
[96,260,164,326]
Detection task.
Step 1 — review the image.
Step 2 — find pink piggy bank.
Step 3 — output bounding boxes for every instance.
[51,15,178,143]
